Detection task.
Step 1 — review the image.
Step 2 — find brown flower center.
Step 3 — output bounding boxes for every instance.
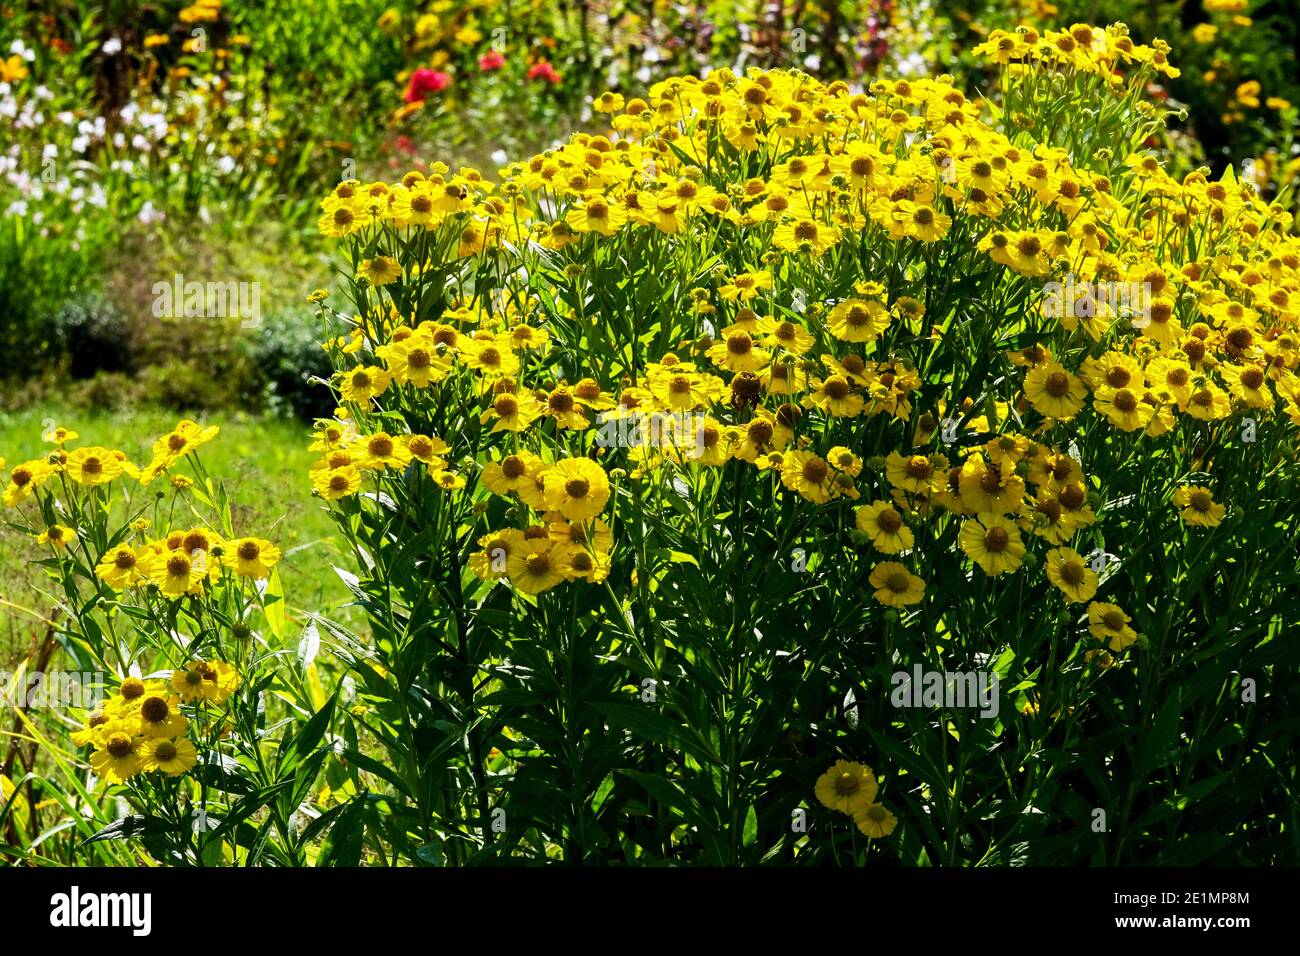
[984,527,1009,552]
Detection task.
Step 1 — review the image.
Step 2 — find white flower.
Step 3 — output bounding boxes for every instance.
[101,37,123,56]
[137,201,165,225]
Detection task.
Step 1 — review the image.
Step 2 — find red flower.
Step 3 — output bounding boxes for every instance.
[479,49,506,72]
[527,60,561,84]
[403,68,451,103]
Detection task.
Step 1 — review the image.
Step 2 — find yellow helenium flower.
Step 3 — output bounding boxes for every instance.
[1173,485,1225,527]
[37,525,77,549]
[227,537,281,579]
[959,513,1025,576]
[814,760,878,815]
[136,694,188,738]
[171,660,240,704]
[337,365,392,403]
[781,451,837,504]
[357,256,403,285]
[91,732,143,784]
[827,298,889,342]
[1024,362,1087,419]
[1045,547,1099,603]
[855,501,914,553]
[869,562,925,607]
[853,802,899,838]
[315,466,364,500]
[1087,601,1138,651]
[140,737,199,776]
[543,459,611,521]
[4,459,56,507]
[506,541,566,594]
[96,545,150,590]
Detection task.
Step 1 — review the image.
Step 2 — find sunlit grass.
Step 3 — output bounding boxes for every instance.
[0,407,354,657]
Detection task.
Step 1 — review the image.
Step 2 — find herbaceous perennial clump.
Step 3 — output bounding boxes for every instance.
[2,421,339,865]
[9,20,1296,867]
[307,21,1300,865]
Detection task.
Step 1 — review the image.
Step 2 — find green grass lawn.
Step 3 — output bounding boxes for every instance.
[0,406,357,662]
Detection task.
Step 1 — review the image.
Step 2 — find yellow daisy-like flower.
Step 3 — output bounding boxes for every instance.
[469,529,527,581]
[855,501,914,554]
[95,545,150,590]
[543,458,611,521]
[853,802,899,838]
[1045,547,1099,603]
[826,446,863,477]
[558,546,612,584]
[959,512,1025,576]
[357,255,403,285]
[1172,485,1225,527]
[136,693,188,738]
[827,298,889,343]
[814,759,878,815]
[70,712,113,749]
[482,451,544,498]
[543,386,592,430]
[781,451,838,504]
[804,375,864,417]
[90,732,143,784]
[506,541,566,594]
[148,548,206,598]
[1087,601,1138,651]
[4,459,56,507]
[171,660,240,704]
[337,365,392,404]
[139,737,199,776]
[356,432,413,471]
[37,525,77,549]
[1024,362,1087,419]
[706,329,770,373]
[314,466,364,500]
[885,451,944,494]
[773,217,839,256]
[718,270,773,302]
[868,562,925,607]
[378,337,452,388]
[481,391,544,433]
[227,537,282,579]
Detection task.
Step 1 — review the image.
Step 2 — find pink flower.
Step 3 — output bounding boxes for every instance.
[526,60,561,84]
[478,49,506,72]
[404,68,451,103]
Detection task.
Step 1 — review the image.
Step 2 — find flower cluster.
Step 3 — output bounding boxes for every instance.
[300,19,1300,865]
[72,665,239,784]
[815,759,899,838]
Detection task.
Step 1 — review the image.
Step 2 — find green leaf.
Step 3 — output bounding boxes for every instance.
[318,792,368,867]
